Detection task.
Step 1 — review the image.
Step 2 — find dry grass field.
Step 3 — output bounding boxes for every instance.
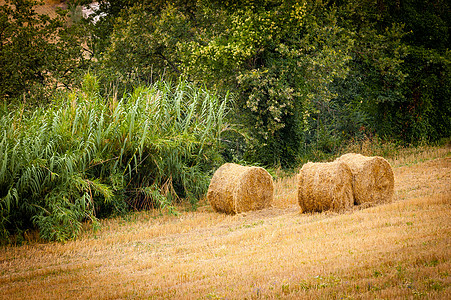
[1,144,450,299]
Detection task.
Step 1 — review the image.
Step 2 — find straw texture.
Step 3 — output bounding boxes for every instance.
[207,163,274,214]
[335,153,394,205]
[297,161,354,213]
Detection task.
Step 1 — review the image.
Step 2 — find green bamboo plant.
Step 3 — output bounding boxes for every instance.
[0,74,229,242]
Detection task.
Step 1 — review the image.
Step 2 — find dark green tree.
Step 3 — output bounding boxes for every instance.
[330,0,450,143]
[181,1,354,165]
[85,0,450,164]
[88,1,356,166]
[0,0,89,104]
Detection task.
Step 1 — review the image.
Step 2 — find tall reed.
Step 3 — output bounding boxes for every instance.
[0,74,229,242]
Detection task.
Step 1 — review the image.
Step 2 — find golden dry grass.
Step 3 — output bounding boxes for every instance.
[1,145,450,299]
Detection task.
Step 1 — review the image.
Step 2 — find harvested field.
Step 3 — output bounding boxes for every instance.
[0,146,450,299]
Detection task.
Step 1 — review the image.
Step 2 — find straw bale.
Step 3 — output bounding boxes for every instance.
[335,153,394,205]
[297,161,354,213]
[207,163,274,214]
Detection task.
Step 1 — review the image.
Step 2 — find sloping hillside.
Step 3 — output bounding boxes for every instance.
[1,145,450,299]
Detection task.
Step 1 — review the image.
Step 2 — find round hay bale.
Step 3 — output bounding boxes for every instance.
[335,153,394,205]
[297,161,354,213]
[207,163,274,214]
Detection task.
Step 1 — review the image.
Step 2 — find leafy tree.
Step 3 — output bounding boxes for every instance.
[71,0,198,60]
[0,0,89,104]
[181,1,354,165]
[76,0,450,163]
[94,1,358,165]
[394,0,451,141]
[98,4,192,88]
[331,0,450,143]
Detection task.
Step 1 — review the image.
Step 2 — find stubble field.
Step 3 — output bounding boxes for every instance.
[1,145,450,299]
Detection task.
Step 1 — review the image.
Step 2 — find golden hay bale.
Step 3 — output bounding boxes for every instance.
[207,163,274,214]
[335,153,394,205]
[297,161,354,213]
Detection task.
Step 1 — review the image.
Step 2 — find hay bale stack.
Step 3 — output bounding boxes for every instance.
[297,161,354,213]
[207,163,274,214]
[335,153,394,205]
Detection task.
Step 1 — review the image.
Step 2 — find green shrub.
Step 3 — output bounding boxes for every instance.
[0,75,229,242]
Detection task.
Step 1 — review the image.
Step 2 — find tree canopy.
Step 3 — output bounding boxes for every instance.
[2,0,450,162]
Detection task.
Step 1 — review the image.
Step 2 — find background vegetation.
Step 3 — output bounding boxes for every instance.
[0,73,229,242]
[0,0,449,241]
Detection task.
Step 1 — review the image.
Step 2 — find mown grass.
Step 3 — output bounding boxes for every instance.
[0,144,449,299]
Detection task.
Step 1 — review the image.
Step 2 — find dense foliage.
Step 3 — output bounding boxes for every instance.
[0,0,89,104]
[0,0,449,241]
[0,75,228,241]
[79,0,449,165]
[330,0,451,144]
